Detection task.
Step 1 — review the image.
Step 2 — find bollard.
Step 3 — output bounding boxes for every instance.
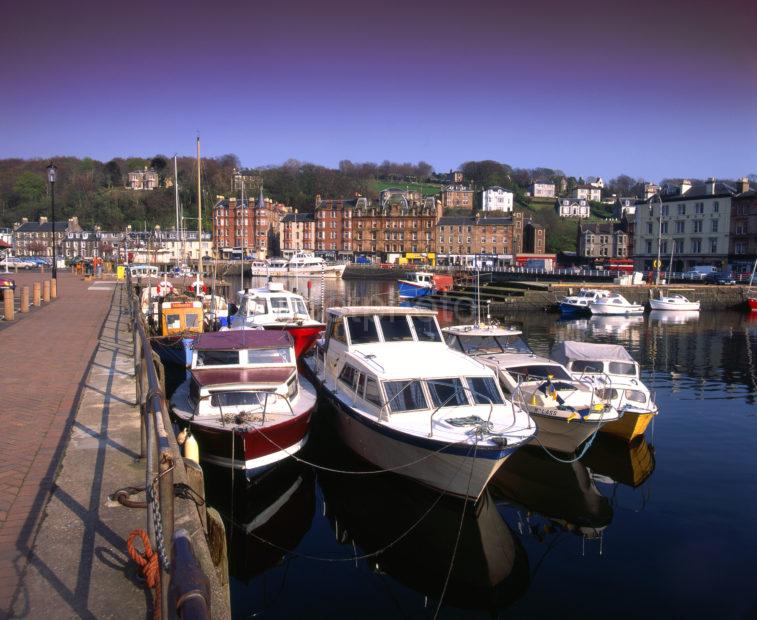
[51,278,57,299]
[33,281,41,306]
[43,280,51,303]
[20,286,29,313]
[3,288,14,321]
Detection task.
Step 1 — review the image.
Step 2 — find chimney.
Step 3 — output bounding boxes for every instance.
[315,194,322,207]
[705,177,716,195]
[680,179,692,195]
[739,177,750,193]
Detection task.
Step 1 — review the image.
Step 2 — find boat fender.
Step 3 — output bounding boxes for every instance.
[184,432,200,464]
[176,428,188,446]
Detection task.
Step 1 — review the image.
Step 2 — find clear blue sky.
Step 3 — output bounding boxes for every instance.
[1,0,755,181]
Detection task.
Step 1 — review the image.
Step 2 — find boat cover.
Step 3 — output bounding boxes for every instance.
[550,341,634,365]
[193,329,292,351]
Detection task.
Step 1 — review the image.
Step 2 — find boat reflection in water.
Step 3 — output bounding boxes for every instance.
[583,433,656,495]
[316,440,530,614]
[648,310,700,325]
[490,446,613,544]
[205,460,316,584]
[589,314,645,337]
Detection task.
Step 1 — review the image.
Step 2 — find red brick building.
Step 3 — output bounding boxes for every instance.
[280,212,315,255]
[212,194,288,258]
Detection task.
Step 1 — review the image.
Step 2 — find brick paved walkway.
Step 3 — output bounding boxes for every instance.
[0,273,115,616]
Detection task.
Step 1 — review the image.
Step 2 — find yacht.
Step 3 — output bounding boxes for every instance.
[443,324,620,455]
[226,282,324,358]
[302,307,536,500]
[170,330,317,475]
[249,252,347,278]
[589,293,644,315]
[558,288,611,314]
[396,271,454,300]
[649,292,700,311]
[551,341,658,441]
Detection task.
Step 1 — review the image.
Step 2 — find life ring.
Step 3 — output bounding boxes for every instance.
[156,281,174,296]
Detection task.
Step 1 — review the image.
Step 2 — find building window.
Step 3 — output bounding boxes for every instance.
[677,204,686,215]
[646,241,652,254]
[693,220,702,233]
[675,221,685,233]
[647,222,653,234]
[691,238,702,253]
[713,201,719,212]
[662,205,669,216]
[661,222,668,234]
[710,238,718,253]
[711,220,719,233]
[695,202,704,214]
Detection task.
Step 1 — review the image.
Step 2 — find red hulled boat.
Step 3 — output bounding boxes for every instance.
[226,282,324,358]
[170,330,316,475]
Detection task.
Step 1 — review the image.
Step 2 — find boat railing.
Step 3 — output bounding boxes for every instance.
[354,350,386,374]
[214,390,296,427]
[425,381,497,439]
[126,271,214,620]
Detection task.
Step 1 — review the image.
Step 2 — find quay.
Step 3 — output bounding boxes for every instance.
[0,272,229,619]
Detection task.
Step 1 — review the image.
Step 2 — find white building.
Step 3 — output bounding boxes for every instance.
[633,178,735,271]
[614,197,637,219]
[556,197,591,218]
[530,182,555,198]
[571,185,602,202]
[479,186,514,212]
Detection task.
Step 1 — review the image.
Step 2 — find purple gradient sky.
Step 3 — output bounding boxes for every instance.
[1,0,756,180]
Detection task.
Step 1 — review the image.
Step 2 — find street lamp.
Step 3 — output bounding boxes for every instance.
[47,163,57,280]
[648,193,663,285]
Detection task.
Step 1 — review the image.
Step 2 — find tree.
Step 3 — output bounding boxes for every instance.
[104,160,122,188]
[13,172,46,203]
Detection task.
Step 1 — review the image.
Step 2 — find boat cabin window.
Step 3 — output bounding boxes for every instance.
[242,297,267,315]
[328,318,348,344]
[571,360,604,374]
[624,389,646,403]
[609,361,637,376]
[363,377,382,406]
[166,314,182,330]
[467,376,504,405]
[347,316,380,344]
[185,314,199,329]
[270,297,290,314]
[412,316,442,342]
[339,364,358,390]
[378,315,414,342]
[427,378,468,408]
[450,334,531,355]
[246,347,292,365]
[210,391,265,408]
[384,380,428,412]
[197,350,240,366]
[293,298,309,316]
[507,365,572,382]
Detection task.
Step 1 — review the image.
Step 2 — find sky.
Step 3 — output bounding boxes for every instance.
[1,0,756,181]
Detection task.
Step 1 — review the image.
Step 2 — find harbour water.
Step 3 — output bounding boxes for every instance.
[177,277,757,619]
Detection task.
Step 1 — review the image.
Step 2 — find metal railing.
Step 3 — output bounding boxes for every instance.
[126,273,211,620]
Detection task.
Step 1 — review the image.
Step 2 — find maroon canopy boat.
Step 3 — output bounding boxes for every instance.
[170,330,316,476]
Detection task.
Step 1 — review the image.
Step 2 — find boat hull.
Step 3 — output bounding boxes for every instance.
[262,324,324,359]
[559,302,590,315]
[528,412,609,454]
[171,380,316,475]
[589,304,644,316]
[304,364,519,500]
[151,336,195,367]
[649,300,700,311]
[599,411,654,442]
[398,281,434,299]
[748,297,757,312]
[249,264,346,278]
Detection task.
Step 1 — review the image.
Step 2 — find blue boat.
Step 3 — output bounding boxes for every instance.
[558,289,611,314]
[397,271,435,300]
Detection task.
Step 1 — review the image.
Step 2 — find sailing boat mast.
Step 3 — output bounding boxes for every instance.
[174,155,180,269]
[196,137,203,279]
[241,172,246,292]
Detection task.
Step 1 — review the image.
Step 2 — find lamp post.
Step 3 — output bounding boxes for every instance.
[47,163,57,281]
[649,193,663,285]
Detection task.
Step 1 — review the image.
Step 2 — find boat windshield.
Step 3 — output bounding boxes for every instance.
[246,347,292,365]
[412,316,442,342]
[427,378,468,408]
[450,334,532,355]
[507,365,573,382]
[270,297,290,314]
[384,380,428,412]
[378,315,414,342]
[571,360,606,374]
[241,297,267,316]
[467,376,504,405]
[347,316,380,344]
[293,298,309,316]
[210,391,265,408]
[197,350,240,366]
[609,361,637,376]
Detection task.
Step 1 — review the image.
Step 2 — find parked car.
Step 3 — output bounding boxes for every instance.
[705,271,736,285]
[0,276,15,291]
[683,266,718,280]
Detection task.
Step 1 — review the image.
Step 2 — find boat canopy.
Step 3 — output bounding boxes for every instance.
[551,341,634,364]
[193,330,292,351]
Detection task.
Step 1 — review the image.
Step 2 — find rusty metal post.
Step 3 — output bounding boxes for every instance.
[51,278,57,299]
[20,286,29,313]
[3,289,14,321]
[43,280,51,303]
[159,450,175,620]
[33,281,41,307]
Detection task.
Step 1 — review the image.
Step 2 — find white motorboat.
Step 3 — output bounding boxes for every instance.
[226,282,324,359]
[558,288,611,314]
[649,292,700,312]
[589,294,644,316]
[170,330,317,475]
[443,324,620,455]
[302,306,536,500]
[551,341,658,442]
[249,252,346,278]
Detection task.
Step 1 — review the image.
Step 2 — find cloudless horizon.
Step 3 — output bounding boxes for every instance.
[2,0,756,182]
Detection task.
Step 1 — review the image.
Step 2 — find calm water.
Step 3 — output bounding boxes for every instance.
[191,277,757,619]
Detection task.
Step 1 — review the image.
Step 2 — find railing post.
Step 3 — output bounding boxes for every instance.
[159,448,175,620]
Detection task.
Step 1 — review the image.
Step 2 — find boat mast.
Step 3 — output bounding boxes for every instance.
[196,136,203,282]
[241,173,245,292]
[174,155,180,269]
